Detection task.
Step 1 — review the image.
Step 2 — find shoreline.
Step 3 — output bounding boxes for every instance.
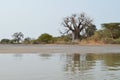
[0,44,120,54]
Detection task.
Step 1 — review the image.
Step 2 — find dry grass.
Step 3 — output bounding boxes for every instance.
[78,40,104,45]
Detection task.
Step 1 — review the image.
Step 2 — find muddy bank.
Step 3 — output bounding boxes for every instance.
[0,44,120,54]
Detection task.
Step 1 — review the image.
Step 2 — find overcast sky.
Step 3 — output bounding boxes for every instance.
[0,0,120,39]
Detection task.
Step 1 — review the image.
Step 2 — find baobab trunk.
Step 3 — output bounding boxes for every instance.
[72,31,81,41]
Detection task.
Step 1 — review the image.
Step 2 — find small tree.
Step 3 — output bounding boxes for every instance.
[61,12,96,41]
[1,39,10,44]
[23,37,32,44]
[12,32,24,43]
[38,33,53,43]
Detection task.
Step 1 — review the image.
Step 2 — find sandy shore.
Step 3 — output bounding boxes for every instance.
[0,44,120,54]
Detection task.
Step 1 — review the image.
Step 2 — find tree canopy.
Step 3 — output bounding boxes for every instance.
[37,33,53,43]
[102,23,120,39]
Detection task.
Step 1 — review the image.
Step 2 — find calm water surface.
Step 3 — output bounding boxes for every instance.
[0,53,120,80]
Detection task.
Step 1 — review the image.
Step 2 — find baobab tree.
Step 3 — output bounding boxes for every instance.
[61,13,96,41]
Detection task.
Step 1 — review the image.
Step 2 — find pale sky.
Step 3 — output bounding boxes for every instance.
[0,0,120,39]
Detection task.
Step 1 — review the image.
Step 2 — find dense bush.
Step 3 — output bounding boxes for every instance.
[90,31,103,42]
[0,39,11,44]
[37,33,53,43]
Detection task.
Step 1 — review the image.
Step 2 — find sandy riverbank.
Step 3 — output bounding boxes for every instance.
[0,44,120,54]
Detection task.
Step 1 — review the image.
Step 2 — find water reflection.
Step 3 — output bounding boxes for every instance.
[63,53,120,80]
[64,54,94,72]
[13,54,23,58]
[64,53,120,70]
[13,54,23,60]
[103,54,120,67]
[0,53,119,80]
[39,54,52,59]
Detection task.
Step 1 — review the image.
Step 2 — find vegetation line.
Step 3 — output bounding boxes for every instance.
[0,12,120,44]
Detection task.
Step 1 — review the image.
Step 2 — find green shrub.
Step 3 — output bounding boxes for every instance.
[1,39,10,44]
[89,30,103,42]
[37,33,53,43]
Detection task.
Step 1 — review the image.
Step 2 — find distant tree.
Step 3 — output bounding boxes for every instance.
[31,39,40,44]
[61,12,96,41]
[10,39,17,44]
[23,37,32,44]
[102,23,120,39]
[38,33,53,43]
[12,32,24,43]
[0,39,10,44]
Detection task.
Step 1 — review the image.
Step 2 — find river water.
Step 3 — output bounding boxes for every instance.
[0,53,120,80]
